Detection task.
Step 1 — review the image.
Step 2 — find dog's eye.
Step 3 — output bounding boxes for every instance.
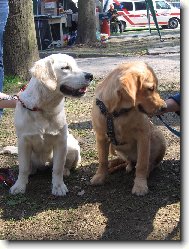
[61,66,70,70]
[148,86,155,91]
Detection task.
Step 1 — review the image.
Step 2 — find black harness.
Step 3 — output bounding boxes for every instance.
[96,98,132,146]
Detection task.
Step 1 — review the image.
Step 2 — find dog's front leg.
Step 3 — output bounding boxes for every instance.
[52,132,68,196]
[132,135,150,196]
[91,134,109,185]
[10,139,32,194]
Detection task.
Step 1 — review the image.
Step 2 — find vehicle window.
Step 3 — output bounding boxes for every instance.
[120,2,133,11]
[113,2,133,11]
[134,1,147,11]
[113,3,123,10]
[172,2,180,8]
[155,1,171,9]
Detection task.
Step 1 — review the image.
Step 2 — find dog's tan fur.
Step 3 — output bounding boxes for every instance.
[91,61,167,196]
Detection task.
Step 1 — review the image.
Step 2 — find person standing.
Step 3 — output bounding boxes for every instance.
[0,0,9,118]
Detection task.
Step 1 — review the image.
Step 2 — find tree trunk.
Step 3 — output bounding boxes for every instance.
[76,0,97,44]
[4,0,39,80]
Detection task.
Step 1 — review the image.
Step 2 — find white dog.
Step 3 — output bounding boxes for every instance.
[10,54,93,196]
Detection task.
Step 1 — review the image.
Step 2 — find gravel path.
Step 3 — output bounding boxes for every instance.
[76,53,180,86]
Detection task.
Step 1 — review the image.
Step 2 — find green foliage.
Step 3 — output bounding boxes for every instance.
[3,75,25,93]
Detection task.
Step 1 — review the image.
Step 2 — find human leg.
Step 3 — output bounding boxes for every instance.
[0,2,9,118]
[118,21,122,33]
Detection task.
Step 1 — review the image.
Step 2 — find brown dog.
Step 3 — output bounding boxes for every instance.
[90,61,167,196]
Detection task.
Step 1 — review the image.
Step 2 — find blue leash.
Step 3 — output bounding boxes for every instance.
[157,115,180,137]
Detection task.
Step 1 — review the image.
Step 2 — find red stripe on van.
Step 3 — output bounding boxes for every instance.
[119,12,169,25]
[118,9,172,26]
[122,8,130,14]
[114,0,121,5]
[121,12,135,25]
[142,22,168,24]
[129,14,145,17]
[171,13,180,15]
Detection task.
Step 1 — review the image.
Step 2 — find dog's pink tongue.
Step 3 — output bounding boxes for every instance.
[79,87,87,93]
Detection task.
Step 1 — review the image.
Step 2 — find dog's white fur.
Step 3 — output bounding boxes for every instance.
[64,133,81,177]
[10,54,92,196]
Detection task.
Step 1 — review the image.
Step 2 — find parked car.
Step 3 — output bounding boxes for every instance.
[112,0,180,30]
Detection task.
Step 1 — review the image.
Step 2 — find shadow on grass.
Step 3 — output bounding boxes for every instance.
[0,158,180,240]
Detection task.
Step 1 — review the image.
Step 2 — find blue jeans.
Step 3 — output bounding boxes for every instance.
[0,0,9,118]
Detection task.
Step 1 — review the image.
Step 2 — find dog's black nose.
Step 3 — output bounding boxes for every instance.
[159,103,167,113]
[159,106,167,113]
[85,73,93,81]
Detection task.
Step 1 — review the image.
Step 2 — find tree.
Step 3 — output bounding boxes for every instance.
[76,0,97,44]
[4,0,39,80]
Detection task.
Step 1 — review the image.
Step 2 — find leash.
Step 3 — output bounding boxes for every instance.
[157,115,180,137]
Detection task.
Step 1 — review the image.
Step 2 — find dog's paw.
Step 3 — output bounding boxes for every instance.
[90,174,106,185]
[52,182,68,196]
[10,181,26,195]
[132,177,148,196]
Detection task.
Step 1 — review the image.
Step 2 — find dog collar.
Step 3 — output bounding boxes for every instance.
[96,98,132,145]
[17,84,42,111]
[17,95,41,111]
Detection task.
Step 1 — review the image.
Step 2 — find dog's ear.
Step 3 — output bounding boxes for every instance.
[30,57,57,91]
[120,72,141,106]
[101,77,123,113]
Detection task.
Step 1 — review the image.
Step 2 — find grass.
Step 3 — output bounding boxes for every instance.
[3,75,24,94]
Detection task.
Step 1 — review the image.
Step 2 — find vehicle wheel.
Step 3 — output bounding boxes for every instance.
[168,18,179,29]
[120,21,126,32]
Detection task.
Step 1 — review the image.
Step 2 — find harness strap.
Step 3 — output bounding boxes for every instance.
[106,114,118,145]
[157,115,180,138]
[96,98,132,145]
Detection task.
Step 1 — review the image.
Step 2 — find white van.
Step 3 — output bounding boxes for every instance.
[112,0,180,30]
